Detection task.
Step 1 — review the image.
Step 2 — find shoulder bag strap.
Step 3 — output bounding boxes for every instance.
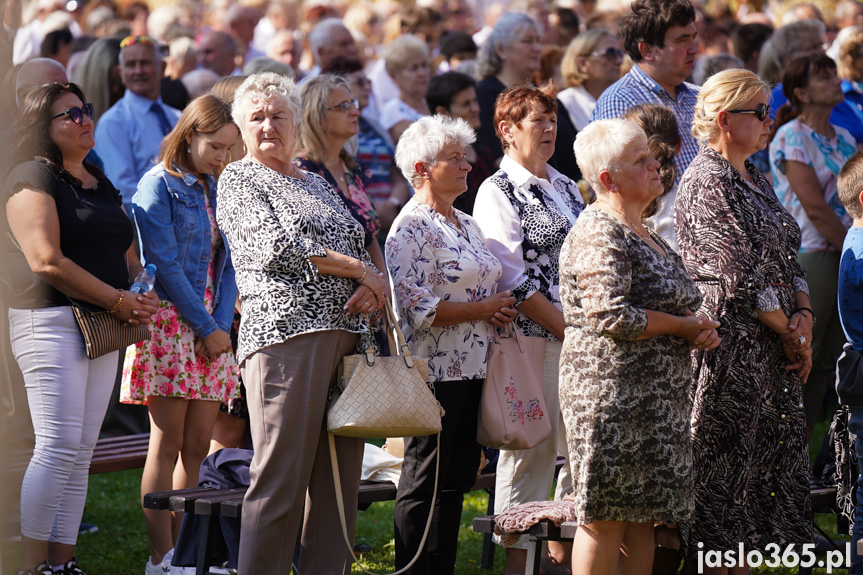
[328,431,440,575]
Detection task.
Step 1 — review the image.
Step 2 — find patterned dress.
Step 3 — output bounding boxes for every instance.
[559,208,700,525]
[675,146,811,553]
[121,192,239,404]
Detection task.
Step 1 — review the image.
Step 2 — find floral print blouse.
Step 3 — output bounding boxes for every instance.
[216,159,373,364]
[296,156,381,247]
[386,199,503,383]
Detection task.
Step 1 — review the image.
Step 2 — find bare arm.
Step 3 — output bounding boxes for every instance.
[310,249,387,313]
[7,187,157,323]
[431,292,517,329]
[517,291,566,341]
[640,310,721,349]
[783,160,847,250]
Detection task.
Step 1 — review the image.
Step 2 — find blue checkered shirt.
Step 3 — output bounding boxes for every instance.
[591,64,700,189]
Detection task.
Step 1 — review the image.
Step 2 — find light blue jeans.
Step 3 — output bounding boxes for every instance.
[8,306,117,544]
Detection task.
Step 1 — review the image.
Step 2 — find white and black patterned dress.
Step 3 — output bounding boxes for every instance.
[559,207,700,525]
[675,146,811,553]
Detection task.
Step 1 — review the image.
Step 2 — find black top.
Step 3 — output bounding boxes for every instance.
[548,98,582,183]
[161,77,191,111]
[475,75,506,162]
[3,160,133,309]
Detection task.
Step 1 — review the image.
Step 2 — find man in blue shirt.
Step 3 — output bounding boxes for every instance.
[94,35,181,213]
[591,0,699,250]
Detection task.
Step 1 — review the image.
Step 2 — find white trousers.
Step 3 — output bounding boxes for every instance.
[493,340,572,549]
[9,306,117,544]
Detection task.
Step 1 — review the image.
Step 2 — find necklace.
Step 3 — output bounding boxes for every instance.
[598,199,650,240]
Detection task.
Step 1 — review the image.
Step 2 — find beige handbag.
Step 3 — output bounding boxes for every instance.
[327,299,443,575]
[327,300,442,437]
[477,325,550,450]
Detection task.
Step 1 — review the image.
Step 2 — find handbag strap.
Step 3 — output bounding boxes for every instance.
[381,299,417,369]
[328,432,440,575]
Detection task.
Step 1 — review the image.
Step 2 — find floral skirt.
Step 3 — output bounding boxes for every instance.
[120,300,240,405]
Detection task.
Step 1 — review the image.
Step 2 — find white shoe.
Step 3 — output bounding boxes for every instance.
[144,558,169,575]
[169,567,195,575]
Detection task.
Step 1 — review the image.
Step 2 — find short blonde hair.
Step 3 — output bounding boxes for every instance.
[573,119,646,194]
[561,28,613,87]
[839,26,863,82]
[691,68,769,146]
[232,72,301,131]
[384,34,429,77]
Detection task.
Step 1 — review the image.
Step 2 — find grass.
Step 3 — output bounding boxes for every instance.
[0,419,851,574]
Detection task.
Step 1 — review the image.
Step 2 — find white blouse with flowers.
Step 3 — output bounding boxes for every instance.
[385,199,503,383]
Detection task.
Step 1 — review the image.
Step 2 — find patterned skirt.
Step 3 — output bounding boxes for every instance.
[120,300,240,405]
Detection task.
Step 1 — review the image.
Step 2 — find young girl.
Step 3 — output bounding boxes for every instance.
[120,95,240,575]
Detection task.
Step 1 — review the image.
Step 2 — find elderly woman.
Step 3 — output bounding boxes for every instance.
[426,71,496,215]
[473,85,584,575]
[216,72,387,575]
[387,114,516,575]
[379,34,431,144]
[562,118,719,575]
[475,12,543,162]
[558,28,624,133]
[5,83,157,575]
[676,68,813,571]
[771,54,856,434]
[295,74,386,282]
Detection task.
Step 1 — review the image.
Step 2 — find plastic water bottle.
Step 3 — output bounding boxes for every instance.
[130,264,157,294]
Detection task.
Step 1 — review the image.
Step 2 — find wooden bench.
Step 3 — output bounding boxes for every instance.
[472,484,844,575]
[143,455,566,575]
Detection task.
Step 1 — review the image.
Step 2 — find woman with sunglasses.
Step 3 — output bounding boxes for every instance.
[4,83,157,575]
[676,68,813,572]
[119,94,240,575]
[770,54,856,437]
[295,74,387,288]
[558,29,624,133]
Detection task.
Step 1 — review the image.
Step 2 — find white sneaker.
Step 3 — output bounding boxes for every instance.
[144,558,169,575]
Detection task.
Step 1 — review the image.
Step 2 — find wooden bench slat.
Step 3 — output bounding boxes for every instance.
[194,488,248,515]
[144,487,216,510]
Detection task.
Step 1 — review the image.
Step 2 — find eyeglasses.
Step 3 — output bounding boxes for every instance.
[120,35,157,48]
[327,99,359,113]
[350,76,371,88]
[727,103,771,121]
[49,103,95,124]
[590,47,625,60]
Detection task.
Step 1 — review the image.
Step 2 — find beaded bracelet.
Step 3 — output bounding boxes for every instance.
[108,289,124,314]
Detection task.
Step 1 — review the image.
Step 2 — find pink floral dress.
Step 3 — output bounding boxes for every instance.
[120,193,240,404]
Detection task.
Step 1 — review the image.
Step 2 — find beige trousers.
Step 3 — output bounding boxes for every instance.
[238,330,364,574]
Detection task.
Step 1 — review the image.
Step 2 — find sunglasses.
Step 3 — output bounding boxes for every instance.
[50,103,95,124]
[727,103,771,121]
[120,35,157,48]
[590,47,625,60]
[327,99,359,113]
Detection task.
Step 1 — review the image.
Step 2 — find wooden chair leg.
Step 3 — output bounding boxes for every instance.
[481,489,496,570]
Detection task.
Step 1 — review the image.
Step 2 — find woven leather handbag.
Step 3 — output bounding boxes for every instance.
[328,299,443,575]
[70,301,151,360]
[327,300,442,437]
[477,325,550,450]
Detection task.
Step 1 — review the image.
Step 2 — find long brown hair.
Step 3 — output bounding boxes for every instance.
[159,94,236,179]
[297,74,358,171]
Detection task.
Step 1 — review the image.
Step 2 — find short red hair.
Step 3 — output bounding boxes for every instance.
[493,84,558,151]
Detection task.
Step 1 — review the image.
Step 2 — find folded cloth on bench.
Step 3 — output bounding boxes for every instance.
[494,500,577,547]
[173,448,253,569]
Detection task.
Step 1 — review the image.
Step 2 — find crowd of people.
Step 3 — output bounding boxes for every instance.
[5,0,863,573]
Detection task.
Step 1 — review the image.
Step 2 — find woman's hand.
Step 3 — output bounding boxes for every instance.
[677,313,721,349]
[779,311,814,354]
[782,340,813,383]
[345,283,386,315]
[478,291,517,328]
[195,329,232,360]
[113,289,159,325]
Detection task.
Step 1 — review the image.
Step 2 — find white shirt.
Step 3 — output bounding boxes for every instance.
[368,58,400,110]
[379,98,423,131]
[558,85,596,132]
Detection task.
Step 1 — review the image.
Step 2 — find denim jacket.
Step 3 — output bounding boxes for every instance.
[133,162,237,338]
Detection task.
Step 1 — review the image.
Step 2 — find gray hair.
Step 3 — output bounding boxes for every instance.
[147,5,184,42]
[384,34,430,77]
[232,71,301,130]
[573,119,646,193]
[477,13,539,79]
[243,56,294,78]
[309,18,348,65]
[771,19,826,66]
[181,69,221,100]
[692,54,745,85]
[394,115,476,188]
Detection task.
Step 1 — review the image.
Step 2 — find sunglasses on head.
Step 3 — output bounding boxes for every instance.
[50,103,95,124]
[727,103,771,121]
[590,47,625,60]
[120,35,157,48]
